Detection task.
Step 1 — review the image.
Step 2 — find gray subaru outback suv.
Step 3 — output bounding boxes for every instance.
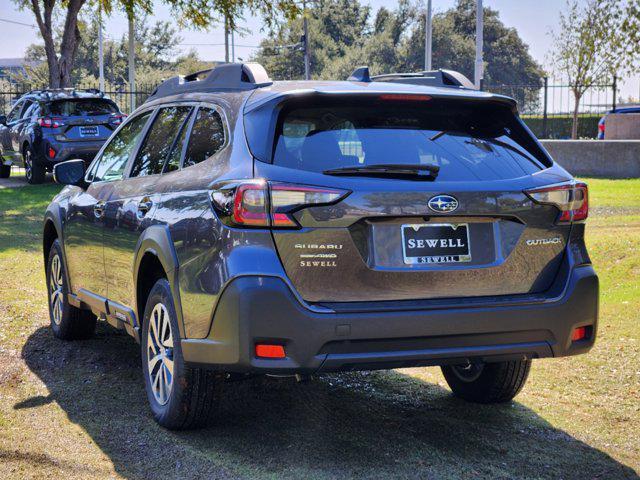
[43,63,598,429]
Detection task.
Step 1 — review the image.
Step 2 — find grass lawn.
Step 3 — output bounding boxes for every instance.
[0,179,638,479]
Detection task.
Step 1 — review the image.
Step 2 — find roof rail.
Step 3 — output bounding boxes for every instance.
[370,69,476,90]
[148,62,273,101]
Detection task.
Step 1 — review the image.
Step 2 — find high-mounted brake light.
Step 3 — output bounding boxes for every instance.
[37,117,65,128]
[525,182,588,223]
[210,180,349,228]
[379,94,432,102]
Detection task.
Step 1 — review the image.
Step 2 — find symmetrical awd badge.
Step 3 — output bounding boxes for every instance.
[428,195,459,213]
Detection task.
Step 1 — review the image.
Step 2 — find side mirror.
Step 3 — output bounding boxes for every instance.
[53,159,87,188]
[0,115,6,126]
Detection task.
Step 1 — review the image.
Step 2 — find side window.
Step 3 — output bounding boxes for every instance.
[89,111,151,183]
[131,106,192,177]
[183,107,225,168]
[20,101,33,119]
[23,103,40,121]
[164,114,191,173]
[6,100,24,123]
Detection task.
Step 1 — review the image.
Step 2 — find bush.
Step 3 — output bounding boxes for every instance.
[522,114,601,139]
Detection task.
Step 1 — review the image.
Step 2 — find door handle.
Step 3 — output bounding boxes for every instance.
[137,198,153,216]
[93,201,105,219]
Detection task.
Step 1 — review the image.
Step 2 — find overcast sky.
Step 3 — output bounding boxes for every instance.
[0,0,638,99]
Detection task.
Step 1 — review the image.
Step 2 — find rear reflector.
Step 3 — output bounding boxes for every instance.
[525,181,588,223]
[48,146,56,159]
[572,326,589,342]
[255,344,286,359]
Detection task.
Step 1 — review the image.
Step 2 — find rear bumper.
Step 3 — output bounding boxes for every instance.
[181,265,598,374]
[39,139,105,165]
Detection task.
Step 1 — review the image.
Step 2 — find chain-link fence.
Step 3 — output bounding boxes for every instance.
[0,78,619,139]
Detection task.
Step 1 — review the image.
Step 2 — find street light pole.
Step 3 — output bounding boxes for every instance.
[224,14,230,63]
[128,15,136,111]
[424,0,432,71]
[474,0,484,89]
[303,0,310,80]
[98,4,105,92]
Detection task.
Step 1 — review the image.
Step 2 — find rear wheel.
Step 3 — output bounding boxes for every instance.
[0,164,9,179]
[47,239,97,340]
[441,359,531,403]
[24,146,45,184]
[141,278,224,430]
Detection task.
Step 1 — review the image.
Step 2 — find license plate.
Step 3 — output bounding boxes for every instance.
[401,223,471,265]
[79,126,99,137]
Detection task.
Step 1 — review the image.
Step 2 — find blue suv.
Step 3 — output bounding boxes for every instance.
[0,89,125,183]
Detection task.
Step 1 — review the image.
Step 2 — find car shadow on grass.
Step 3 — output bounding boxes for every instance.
[20,324,638,480]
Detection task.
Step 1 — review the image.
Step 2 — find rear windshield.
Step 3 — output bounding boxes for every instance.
[249,97,548,181]
[47,99,118,116]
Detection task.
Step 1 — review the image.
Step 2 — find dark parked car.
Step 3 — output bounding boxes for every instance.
[43,63,598,430]
[598,106,640,139]
[0,89,125,183]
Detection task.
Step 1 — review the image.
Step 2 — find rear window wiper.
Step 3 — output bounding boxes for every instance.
[323,164,439,181]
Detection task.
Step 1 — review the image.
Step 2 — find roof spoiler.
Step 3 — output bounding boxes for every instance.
[148,62,273,101]
[348,67,476,90]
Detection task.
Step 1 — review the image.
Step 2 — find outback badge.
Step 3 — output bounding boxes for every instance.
[428,195,459,213]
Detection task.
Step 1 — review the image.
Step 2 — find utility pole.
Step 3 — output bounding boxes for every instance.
[474,0,484,89]
[231,29,235,62]
[424,0,432,71]
[303,0,310,80]
[224,15,230,63]
[128,15,136,111]
[98,5,105,92]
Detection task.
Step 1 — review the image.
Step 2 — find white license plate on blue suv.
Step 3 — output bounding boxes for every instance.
[401,223,471,265]
[79,126,99,137]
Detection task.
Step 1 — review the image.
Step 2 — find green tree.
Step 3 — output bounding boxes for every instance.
[13,0,300,88]
[254,0,543,92]
[23,16,213,87]
[549,0,640,138]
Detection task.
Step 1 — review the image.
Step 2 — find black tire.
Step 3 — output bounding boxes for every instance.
[47,239,97,340]
[0,164,10,179]
[141,278,224,430]
[24,146,45,184]
[441,359,531,404]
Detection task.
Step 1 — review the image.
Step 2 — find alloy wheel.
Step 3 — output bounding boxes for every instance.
[49,254,64,325]
[147,303,174,406]
[451,363,484,382]
[24,150,32,182]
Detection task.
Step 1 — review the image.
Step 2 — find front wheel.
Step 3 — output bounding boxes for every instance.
[0,164,9,179]
[141,278,224,430]
[441,359,531,404]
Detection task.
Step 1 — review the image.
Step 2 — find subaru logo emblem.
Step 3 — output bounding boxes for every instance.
[428,194,459,213]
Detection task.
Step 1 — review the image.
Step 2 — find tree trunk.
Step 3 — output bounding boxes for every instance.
[56,0,85,87]
[571,90,582,140]
[30,0,86,88]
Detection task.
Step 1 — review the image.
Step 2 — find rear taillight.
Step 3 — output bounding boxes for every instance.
[110,114,127,126]
[37,117,65,128]
[211,180,349,228]
[525,182,588,223]
[598,122,605,133]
